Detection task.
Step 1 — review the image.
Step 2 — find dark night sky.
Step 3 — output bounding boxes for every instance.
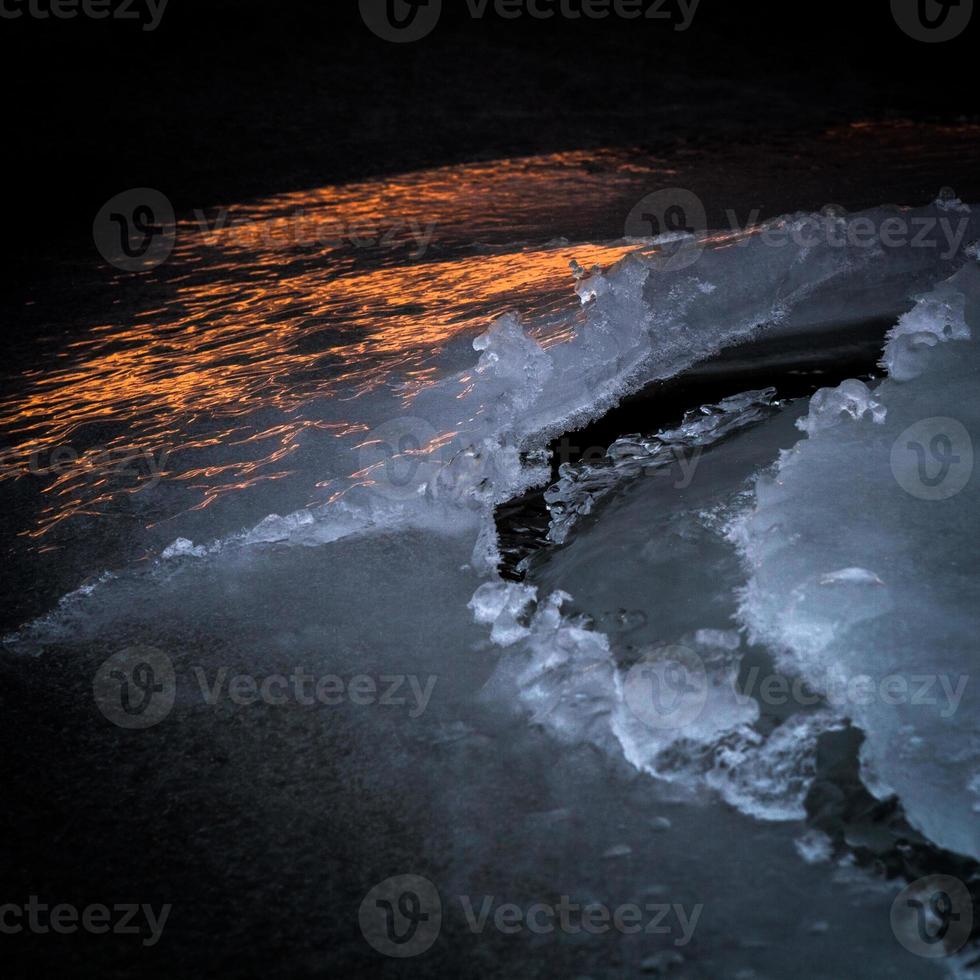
[1,7,979,979]
[4,0,978,264]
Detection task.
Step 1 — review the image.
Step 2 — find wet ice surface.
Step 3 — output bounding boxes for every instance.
[733,264,980,863]
[2,532,950,978]
[4,148,980,976]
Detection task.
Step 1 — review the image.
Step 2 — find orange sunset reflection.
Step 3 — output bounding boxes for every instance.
[0,150,667,541]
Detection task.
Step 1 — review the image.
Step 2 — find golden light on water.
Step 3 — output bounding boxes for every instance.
[4,125,978,546]
[0,150,667,541]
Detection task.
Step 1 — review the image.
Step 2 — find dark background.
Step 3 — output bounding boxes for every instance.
[3,0,978,273]
[1,3,979,978]
[5,0,980,633]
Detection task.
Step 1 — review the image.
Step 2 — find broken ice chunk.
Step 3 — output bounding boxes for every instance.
[797,379,886,435]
